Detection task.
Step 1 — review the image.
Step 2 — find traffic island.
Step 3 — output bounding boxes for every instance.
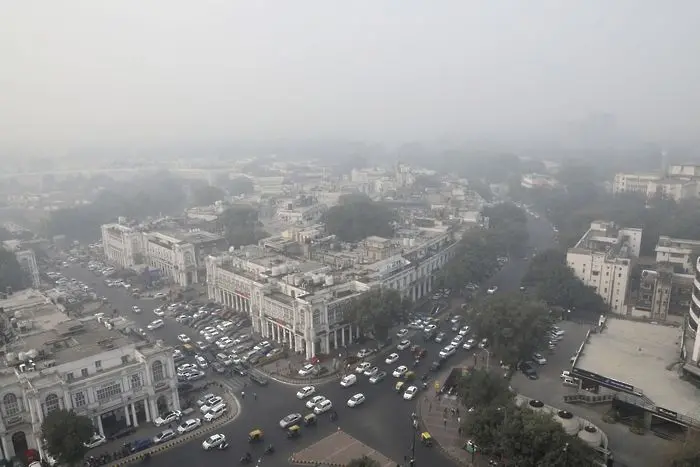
[290,430,396,467]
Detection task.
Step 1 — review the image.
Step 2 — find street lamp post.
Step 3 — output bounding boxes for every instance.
[408,412,418,466]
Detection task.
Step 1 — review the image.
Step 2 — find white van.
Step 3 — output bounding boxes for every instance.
[340,374,357,387]
[204,403,227,422]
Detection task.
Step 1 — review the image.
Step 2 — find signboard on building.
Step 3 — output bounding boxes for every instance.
[571,368,641,396]
[656,407,678,420]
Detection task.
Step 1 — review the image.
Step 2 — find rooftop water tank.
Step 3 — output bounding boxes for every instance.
[577,425,603,448]
[325,275,334,286]
[555,410,580,436]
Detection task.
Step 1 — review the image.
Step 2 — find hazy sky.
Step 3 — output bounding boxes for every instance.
[2,1,699,149]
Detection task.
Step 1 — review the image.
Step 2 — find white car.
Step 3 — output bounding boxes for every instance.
[355,362,371,374]
[439,345,456,358]
[298,364,316,376]
[403,386,418,400]
[84,433,106,449]
[153,308,165,317]
[296,386,316,399]
[357,349,372,358]
[396,328,408,338]
[452,335,464,345]
[279,413,302,428]
[459,326,470,336]
[177,334,191,344]
[560,370,571,379]
[147,319,164,331]
[463,338,476,350]
[200,396,223,413]
[347,393,365,407]
[132,306,141,313]
[385,353,400,365]
[393,366,408,378]
[202,433,226,450]
[153,429,176,444]
[397,340,411,351]
[306,395,327,409]
[177,418,201,434]
[487,286,498,294]
[533,353,547,365]
[424,324,437,333]
[154,410,181,427]
[200,326,217,336]
[313,399,333,415]
[363,366,379,377]
[154,292,167,299]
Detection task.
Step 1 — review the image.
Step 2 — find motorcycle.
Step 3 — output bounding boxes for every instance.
[265,444,275,455]
[240,453,252,464]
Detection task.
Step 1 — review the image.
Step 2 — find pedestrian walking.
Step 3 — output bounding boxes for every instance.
[443,418,447,428]
[253,392,257,400]
[456,407,460,417]
[458,426,462,436]
[444,407,448,416]
[457,416,461,425]
[241,390,245,399]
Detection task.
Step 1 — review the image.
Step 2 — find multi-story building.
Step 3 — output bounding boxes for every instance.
[566,221,643,314]
[613,165,700,201]
[14,250,40,289]
[0,291,178,462]
[142,232,198,287]
[101,223,143,269]
[612,173,662,196]
[655,236,700,274]
[689,257,700,361]
[206,227,458,359]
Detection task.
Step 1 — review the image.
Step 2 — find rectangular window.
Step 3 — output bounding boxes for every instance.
[81,368,89,377]
[95,360,102,371]
[73,392,86,408]
[66,372,74,382]
[130,373,143,389]
[95,382,122,402]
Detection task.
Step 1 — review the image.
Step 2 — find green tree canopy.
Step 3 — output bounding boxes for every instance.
[482,202,529,257]
[216,205,269,248]
[469,293,552,367]
[346,288,410,342]
[323,194,395,242]
[0,249,27,292]
[460,371,595,466]
[437,230,503,292]
[347,455,381,467]
[191,184,226,206]
[523,249,607,316]
[42,409,94,467]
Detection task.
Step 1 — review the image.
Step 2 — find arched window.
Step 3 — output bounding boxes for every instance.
[151,360,164,382]
[3,393,20,416]
[45,393,60,414]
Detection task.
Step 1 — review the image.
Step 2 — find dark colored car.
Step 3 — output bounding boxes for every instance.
[250,372,269,386]
[212,362,226,374]
[108,426,136,441]
[430,361,442,372]
[519,362,539,380]
[127,438,153,453]
[232,365,248,376]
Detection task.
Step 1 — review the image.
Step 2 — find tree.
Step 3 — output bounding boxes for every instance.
[522,249,607,317]
[347,288,410,342]
[457,369,514,410]
[216,205,269,248]
[191,185,226,206]
[469,294,552,367]
[482,202,529,257]
[42,409,94,466]
[347,455,381,467]
[323,195,395,242]
[0,249,27,292]
[437,230,503,292]
[225,176,255,196]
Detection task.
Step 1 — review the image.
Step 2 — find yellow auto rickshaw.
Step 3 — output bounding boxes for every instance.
[286,424,301,439]
[395,381,405,393]
[248,429,264,443]
[303,413,317,426]
[421,432,433,447]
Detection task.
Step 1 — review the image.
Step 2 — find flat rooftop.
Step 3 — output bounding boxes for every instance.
[575,319,700,419]
[291,430,395,467]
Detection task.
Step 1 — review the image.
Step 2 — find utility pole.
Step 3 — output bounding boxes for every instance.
[408,412,418,466]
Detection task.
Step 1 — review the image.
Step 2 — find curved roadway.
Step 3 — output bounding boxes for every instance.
[65,212,555,467]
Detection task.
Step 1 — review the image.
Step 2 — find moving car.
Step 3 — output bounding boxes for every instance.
[369,371,387,384]
[313,399,333,415]
[363,366,379,377]
[397,340,411,351]
[153,308,165,317]
[132,306,141,313]
[393,366,408,378]
[385,353,399,364]
[434,332,446,343]
[403,386,418,400]
[296,386,316,399]
[532,353,547,365]
[439,345,456,358]
[202,433,226,450]
[519,362,539,380]
[84,433,107,449]
[355,362,371,374]
[463,338,476,350]
[147,319,164,331]
[298,363,315,376]
[487,286,498,294]
[153,429,176,444]
[396,328,408,338]
[177,418,201,434]
[306,395,327,409]
[340,374,358,387]
[347,393,365,407]
[154,410,182,427]
[279,413,302,429]
[177,334,190,343]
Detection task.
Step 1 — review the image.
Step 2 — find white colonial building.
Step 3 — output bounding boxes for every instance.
[101,223,143,269]
[566,221,643,314]
[205,228,458,359]
[0,293,178,462]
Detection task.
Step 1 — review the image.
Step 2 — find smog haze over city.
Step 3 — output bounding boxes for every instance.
[2,0,700,157]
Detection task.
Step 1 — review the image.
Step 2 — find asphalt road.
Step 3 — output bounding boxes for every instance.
[63,211,557,467]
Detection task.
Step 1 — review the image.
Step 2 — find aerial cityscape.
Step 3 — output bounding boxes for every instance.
[2,2,700,467]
